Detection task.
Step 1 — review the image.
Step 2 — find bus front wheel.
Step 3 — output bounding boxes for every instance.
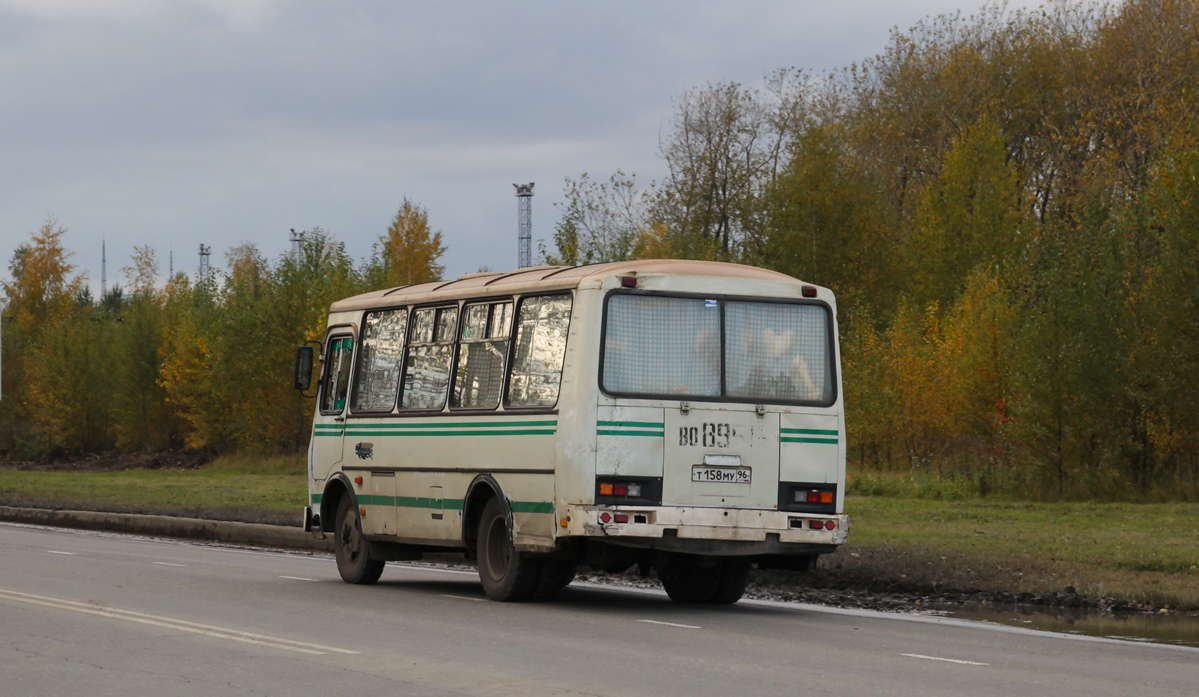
[334,497,385,584]
[477,498,540,601]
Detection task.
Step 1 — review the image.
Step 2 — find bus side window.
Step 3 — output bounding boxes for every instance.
[321,336,355,413]
[506,294,572,408]
[401,306,459,410]
[351,308,407,412]
[452,300,513,409]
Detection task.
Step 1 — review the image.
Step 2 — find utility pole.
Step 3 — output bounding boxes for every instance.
[514,183,534,269]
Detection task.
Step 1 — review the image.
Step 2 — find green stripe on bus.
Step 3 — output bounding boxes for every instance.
[597,429,664,437]
[782,437,839,444]
[597,420,665,429]
[353,495,549,514]
[509,501,554,514]
[781,428,839,436]
[343,429,555,437]
[340,420,556,429]
[311,493,322,504]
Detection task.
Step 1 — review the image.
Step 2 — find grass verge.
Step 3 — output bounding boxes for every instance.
[0,454,305,525]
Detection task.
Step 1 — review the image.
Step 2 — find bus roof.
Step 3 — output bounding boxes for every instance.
[328,259,806,313]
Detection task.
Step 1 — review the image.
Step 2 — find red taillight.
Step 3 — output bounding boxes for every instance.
[599,512,612,523]
[614,513,629,524]
[807,491,820,503]
[825,520,836,530]
[808,520,823,530]
[614,484,628,496]
[801,286,817,298]
[620,276,637,288]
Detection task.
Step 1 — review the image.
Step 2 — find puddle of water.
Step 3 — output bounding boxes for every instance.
[930,604,1199,648]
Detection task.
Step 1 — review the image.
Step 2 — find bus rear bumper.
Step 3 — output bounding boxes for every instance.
[559,504,848,554]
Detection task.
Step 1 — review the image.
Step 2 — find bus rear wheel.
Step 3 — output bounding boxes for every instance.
[477,498,540,601]
[708,560,751,604]
[533,559,577,600]
[334,497,385,584]
[660,557,721,603]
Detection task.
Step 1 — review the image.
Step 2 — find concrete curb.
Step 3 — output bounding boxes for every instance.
[0,506,334,553]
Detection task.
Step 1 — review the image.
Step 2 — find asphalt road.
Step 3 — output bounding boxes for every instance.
[1,522,1194,697]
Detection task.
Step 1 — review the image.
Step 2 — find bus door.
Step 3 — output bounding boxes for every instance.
[312,334,354,483]
[662,406,780,509]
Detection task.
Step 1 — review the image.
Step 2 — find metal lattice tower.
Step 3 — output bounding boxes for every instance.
[514,182,534,268]
[290,228,306,262]
[198,244,211,282]
[100,239,107,296]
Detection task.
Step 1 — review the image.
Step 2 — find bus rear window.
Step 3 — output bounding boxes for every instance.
[601,294,835,406]
[602,295,720,397]
[725,301,833,403]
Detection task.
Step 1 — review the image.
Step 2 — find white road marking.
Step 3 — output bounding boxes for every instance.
[279,576,317,582]
[47,551,77,555]
[153,562,186,567]
[0,588,358,656]
[638,619,702,629]
[440,594,485,602]
[901,653,989,666]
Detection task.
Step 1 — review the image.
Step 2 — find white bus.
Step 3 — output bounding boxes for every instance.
[295,260,848,603]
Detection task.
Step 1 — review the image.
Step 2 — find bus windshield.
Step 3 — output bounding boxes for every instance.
[601,293,835,406]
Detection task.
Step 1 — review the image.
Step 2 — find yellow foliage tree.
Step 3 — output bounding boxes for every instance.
[368,199,446,288]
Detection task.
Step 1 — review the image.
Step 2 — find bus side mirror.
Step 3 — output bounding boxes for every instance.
[294,346,315,392]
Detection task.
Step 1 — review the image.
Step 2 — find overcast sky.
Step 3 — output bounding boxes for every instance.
[0,0,1044,295]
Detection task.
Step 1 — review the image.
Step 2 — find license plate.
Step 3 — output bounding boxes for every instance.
[691,465,751,484]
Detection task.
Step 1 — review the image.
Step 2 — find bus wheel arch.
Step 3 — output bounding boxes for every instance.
[319,475,356,535]
[461,474,507,554]
[476,497,541,601]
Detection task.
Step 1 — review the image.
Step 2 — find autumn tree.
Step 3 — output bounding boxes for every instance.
[544,171,650,265]
[0,220,87,456]
[653,70,814,259]
[761,125,898,318]
[364,199,446,289]
[906,118,1025,309]
[110,246,176,450]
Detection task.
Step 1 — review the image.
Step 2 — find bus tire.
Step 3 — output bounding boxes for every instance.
[334,496,385,585]
[660,557,720,604]
[477,498,540,601]
[532,559,577,600]
[707,560,751,604]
